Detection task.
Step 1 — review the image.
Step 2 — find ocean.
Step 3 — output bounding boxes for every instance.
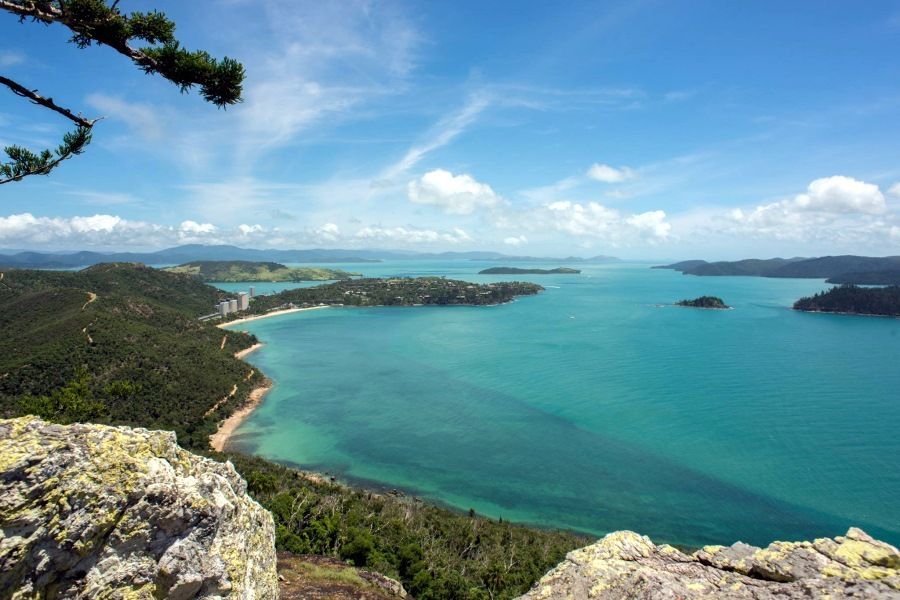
[222,261,900,547]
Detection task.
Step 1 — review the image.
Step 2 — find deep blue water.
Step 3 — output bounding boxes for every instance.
[223,261,900,547]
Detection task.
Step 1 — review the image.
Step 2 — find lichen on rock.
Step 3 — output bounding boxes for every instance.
[518,528,899,599]
[0,416,278,599]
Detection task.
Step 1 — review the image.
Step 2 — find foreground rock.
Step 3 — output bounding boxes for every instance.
[519,529,899,599]
[0,416,278,599]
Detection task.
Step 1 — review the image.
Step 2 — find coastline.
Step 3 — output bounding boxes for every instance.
[210,381,272,452]
[234,342,264,359]
[218,305,330,328]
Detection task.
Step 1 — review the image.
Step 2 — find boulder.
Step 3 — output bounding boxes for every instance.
[0,416,278,599]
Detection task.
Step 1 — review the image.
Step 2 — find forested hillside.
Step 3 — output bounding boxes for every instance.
[0,264,261,447]
[793,285,900,317]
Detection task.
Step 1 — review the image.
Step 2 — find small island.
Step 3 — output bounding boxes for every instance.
[165,260,359,282]
[675,296,730,309]
[478,267,581,275]
[793,284,900,317]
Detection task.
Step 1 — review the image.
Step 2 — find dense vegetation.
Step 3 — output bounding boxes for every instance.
[793,285,900,317]
[478,267,580,274]
[675,296,730,309]
[233,277,543,318]
[0,263,582,598]
[0,264,261,447]
[229,453,586,600]
[165,260,359,282]
[656,255,900,282]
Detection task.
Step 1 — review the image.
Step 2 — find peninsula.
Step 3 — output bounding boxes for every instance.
[227,277,543,321]
[165,260,359,282]
[793,284,900,317]
[676,296,730,309]
[478,266,581,275]
[655,255,900,284]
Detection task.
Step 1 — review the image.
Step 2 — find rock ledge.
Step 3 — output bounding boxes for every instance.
[0,416,278,599]
[519,528,899,599]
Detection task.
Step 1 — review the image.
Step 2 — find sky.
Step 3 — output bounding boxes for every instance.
[1,0,900,260]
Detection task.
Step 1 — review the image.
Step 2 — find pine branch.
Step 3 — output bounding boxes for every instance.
[0,75,98,128]
[0,126,93,185]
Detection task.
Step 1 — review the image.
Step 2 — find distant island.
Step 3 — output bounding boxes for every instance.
[478,267,581,275]
[675,296,730,309]
[654,255,900,285]
[165,261,359,282]
[793,285,900,317]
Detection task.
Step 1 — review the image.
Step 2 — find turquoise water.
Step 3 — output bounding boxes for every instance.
[225,261,900,547]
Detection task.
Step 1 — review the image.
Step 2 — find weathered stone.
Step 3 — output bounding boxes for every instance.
[0,416,278,599]
[518,529,900,599]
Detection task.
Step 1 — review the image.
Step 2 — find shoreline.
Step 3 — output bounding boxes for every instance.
[234,342,264,359]
[218,305,330,328]
[209,381,272,452]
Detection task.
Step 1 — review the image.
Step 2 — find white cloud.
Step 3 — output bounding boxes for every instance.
[507,201,671,246]
[677,176,900,248]
[888,183,900,198]
[355,225,471,245]
[503,235,527,247]
[179,220,217,235]
[587,163,635,183]
[407,169,503,215]
[791,176,885,214]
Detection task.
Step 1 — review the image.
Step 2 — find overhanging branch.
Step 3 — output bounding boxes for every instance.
[0,75,98,128]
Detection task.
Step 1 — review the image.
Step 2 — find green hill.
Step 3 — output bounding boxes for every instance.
[165,260,359,282]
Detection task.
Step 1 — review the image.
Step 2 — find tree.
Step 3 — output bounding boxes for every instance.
[0,0,245,184]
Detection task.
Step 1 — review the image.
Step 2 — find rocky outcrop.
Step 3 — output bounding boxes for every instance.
[0,416,278,599]
[519,528,899,599]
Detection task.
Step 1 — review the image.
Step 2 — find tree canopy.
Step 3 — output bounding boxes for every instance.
[0,0,245,184]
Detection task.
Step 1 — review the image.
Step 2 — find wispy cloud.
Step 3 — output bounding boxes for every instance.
[379,93,490,181]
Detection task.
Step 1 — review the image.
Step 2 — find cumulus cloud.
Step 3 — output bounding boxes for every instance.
[508,201,671,246]
[407,169,503,215]
[725,176,888,239]
[587,163,635,183]
[179,220,217,235]
[679,176,900,248]
[791,176,885,214]
[503,235,527,246]
[355,225,471,244]
[889,183,900,198]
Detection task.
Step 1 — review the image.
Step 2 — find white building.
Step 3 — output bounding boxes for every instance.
[228,299,238,313]
[249,286,256,298]
[238,292,249,311]
[217,300,230,316]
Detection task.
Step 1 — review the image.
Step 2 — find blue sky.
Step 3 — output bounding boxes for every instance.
[1,0,900,259]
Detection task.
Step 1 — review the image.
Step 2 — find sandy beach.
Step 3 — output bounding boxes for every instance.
[218,305,329,328]
[234,342,264,359]
[210,381,272,452]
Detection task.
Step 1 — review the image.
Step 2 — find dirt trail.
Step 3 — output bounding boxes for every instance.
[82,292,98,311]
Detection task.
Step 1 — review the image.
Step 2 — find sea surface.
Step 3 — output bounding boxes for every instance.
[222,261,900,547]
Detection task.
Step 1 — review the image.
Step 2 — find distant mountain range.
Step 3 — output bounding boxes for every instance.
[654,255,900,285]
[0,244,620,269]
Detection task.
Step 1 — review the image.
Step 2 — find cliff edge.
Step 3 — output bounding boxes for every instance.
[0,416,278,599]
[518,529,899,599]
